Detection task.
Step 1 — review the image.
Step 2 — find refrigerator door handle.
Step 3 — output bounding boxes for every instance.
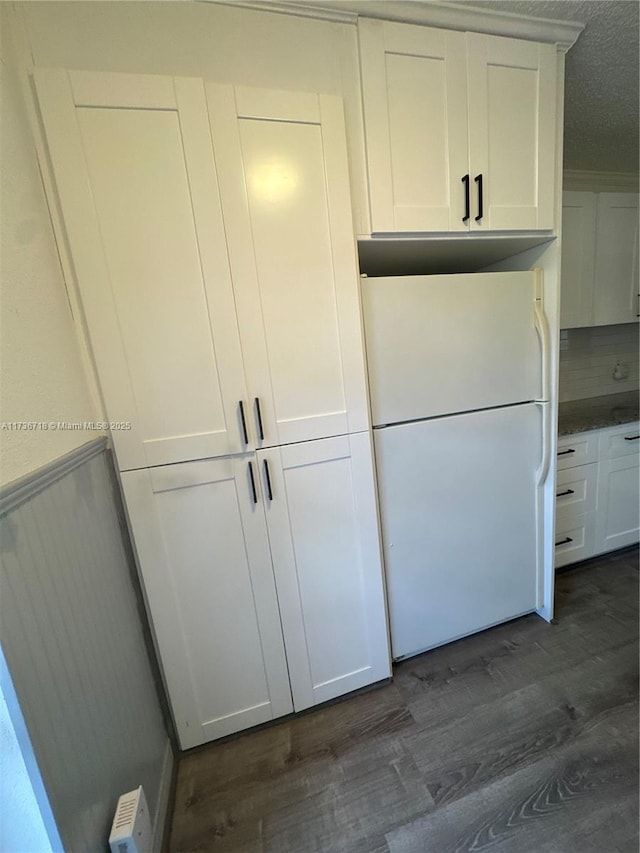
[533,269,550,402]
[535,401,551,487]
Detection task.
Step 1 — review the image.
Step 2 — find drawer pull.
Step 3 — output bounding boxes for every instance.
[254,397,265,441]
[462,174,470,223]
[555,536,573,547]
[624,435,640,441]
[557,448,576,456]
[556,488,575,498]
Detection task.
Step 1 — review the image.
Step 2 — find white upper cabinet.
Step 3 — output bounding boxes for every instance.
[560,192,597,329]
[359,19,557,234]
[34,70,250,471]
[592,194,640,326]
[560,192,639,328]
[206,85,370,447]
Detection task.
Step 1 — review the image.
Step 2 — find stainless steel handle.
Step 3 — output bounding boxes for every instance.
[248,461,257,504]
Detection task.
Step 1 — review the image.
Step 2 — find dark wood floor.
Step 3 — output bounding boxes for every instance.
[167,547,639,853]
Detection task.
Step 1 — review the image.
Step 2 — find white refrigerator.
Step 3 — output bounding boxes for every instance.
[362,270,550,660]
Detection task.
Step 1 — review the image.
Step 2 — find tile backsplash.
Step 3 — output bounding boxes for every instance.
[558,323,639,402]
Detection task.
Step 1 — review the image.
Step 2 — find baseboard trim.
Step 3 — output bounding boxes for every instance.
[152,740,176,853]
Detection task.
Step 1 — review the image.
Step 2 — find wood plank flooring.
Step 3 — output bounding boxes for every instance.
[167,547,639,853]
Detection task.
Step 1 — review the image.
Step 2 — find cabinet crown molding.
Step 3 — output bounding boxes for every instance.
[213,0,584,51]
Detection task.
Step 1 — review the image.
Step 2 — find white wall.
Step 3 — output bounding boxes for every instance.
[0,7,98,486]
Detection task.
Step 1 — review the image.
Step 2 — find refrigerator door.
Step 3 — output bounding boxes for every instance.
[375,403,539,659]
[362,271,542,426]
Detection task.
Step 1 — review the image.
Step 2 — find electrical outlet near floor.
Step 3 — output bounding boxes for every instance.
[613,361,630,381]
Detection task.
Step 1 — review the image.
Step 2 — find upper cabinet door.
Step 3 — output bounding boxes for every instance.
[466,33,557,231]
[34,70,249,471]
[359,19,469,233]
[592,194,640,325]
[206,85,369,446]
[359,20,557,234]
[560,192,597,329]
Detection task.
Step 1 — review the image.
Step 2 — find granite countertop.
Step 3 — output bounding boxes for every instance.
[558,390,640,436]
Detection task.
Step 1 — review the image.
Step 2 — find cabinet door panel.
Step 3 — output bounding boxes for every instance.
[120,458,292,749]
[560,193,597,328]
[592,194,640,325]
[359,19,469,232]
[595,454,640,553]
[259,434,390,710]
[34,70,248,470]
[467,34,556,230]
[207,84,369,446]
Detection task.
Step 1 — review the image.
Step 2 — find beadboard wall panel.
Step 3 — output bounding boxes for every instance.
[0,440,172,852]
[559,323,639,402]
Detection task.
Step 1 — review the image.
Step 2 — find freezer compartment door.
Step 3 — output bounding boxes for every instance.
[362,271,542,426]
[375,403,539,659]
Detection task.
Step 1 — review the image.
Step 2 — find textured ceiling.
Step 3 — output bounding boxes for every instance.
[462,1,640,173]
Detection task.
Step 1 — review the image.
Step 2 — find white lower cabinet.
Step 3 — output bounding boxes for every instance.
[595,425,640,552]
[554,422,639,569]
[121,432,389,750]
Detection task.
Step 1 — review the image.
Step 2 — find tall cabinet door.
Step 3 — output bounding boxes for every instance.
[560,192,597,329]
[120,457,292,750]
[207,84,369,447]
[359,18,469,233]
[34,70,250,470]
[466,34,557,230]
[258,433,390,711]
[592,194,640,325]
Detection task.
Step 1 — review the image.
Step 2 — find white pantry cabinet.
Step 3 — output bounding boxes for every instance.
[560,192,639,328]
[258,432,390,711]
[121,432,390,749]
[359,18,557,233]
[35,71,369,467]
[206,84,369,447]
[34,70,249,471]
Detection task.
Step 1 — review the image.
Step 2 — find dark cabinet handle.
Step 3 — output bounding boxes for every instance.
[555,537,573,547]
[462,174,470,223]
[624,435,640,441]
[255,397,265,441]
[474,173,483,222]
[557,448,576,456]
[239,400,248,445]
[263,459,273,501]
[248,461,257,504]
[556,489,575,497]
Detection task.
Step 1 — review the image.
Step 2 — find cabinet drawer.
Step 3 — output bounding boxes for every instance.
[598,423,640,459]
[554,462,597,520]
[554,512,596,568]
[556,432,598,470]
